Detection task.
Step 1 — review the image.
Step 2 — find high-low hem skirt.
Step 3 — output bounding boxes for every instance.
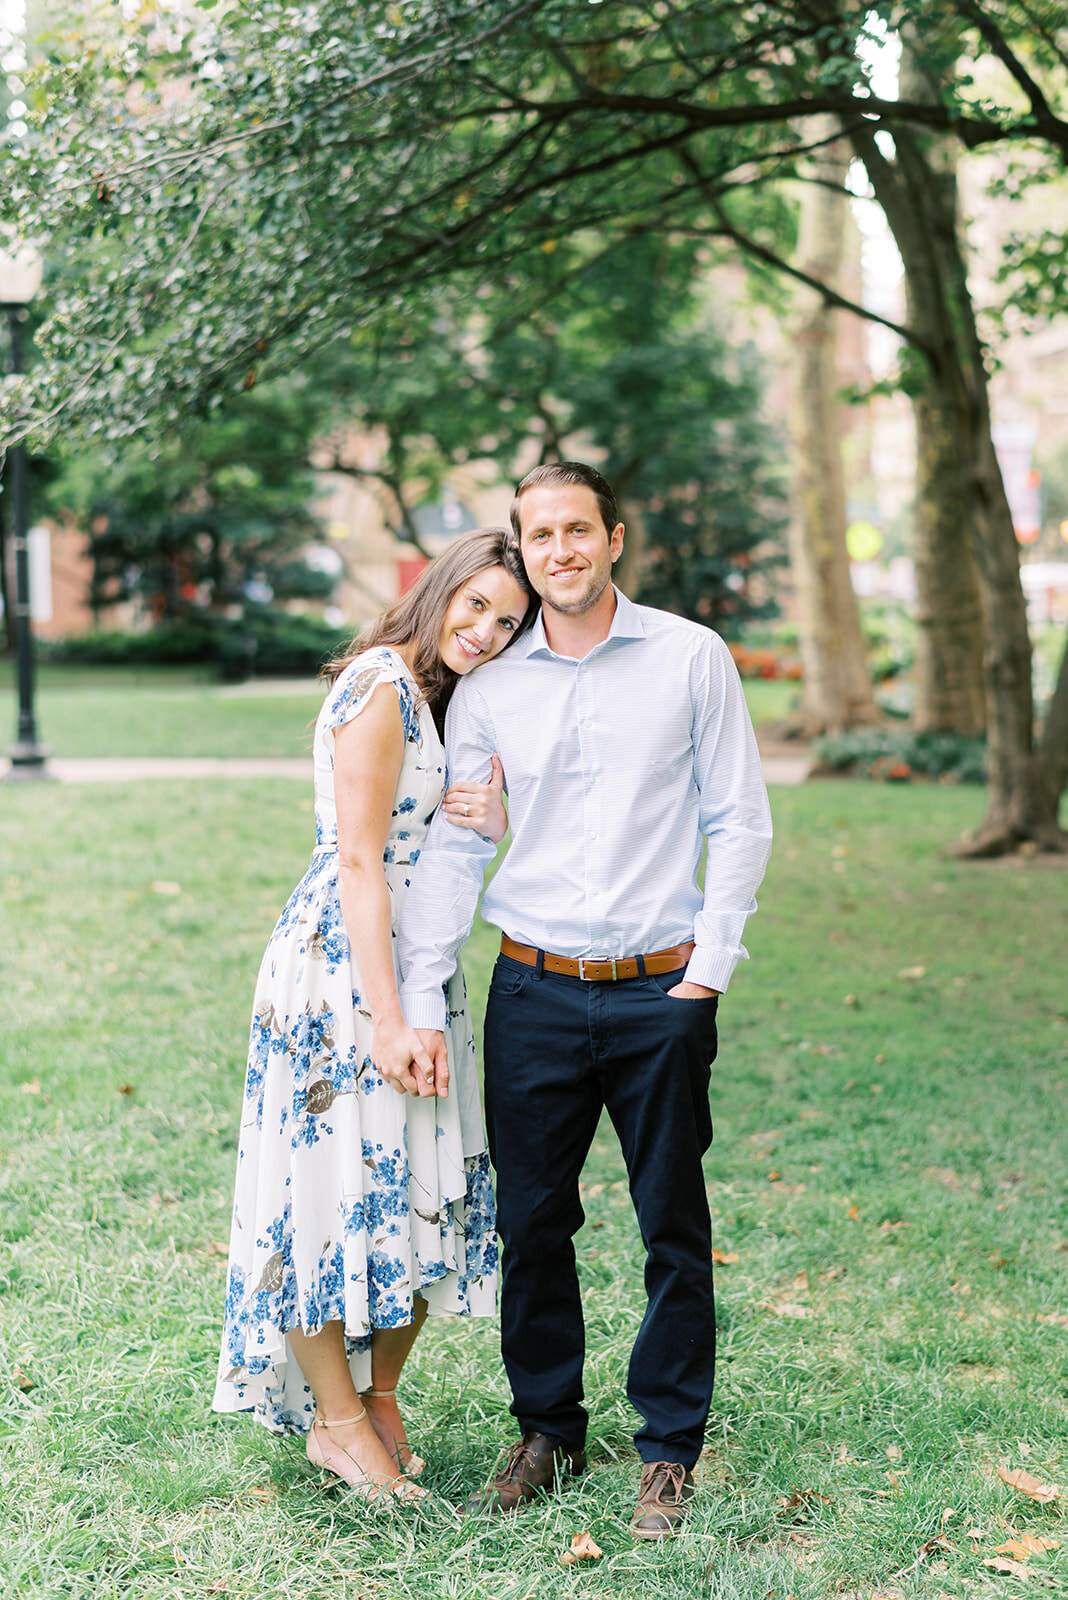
[211,851,498,1437]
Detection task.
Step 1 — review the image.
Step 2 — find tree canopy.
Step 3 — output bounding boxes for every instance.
[47,375,329,618]
[3,0,1067,851]
[4,0,1067,446]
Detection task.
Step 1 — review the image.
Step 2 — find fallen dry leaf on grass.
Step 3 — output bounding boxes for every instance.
[910,1535,954,1561]
[897,964,926,980]
[996,1536,1060,1557]
[18,1077,41,1095]
[848,1203,860,1221]
[151,880,182,895]
[710,1249,740,1265]
[776,1488,832,1514]
[997,1465,1061,1504]
[984,1556,1032,1580]
[560,1531,602,1565]
[12,1365,34,1392]
[761,1270,813,1319]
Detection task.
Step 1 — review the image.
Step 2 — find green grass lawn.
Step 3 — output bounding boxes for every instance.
[0,665,796,759]
[737,676,799,727]
[0,664,323,759]
[1,778,1065,1600]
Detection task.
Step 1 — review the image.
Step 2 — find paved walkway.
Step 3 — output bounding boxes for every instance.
[2,756,311,783]
[3,747,812,786]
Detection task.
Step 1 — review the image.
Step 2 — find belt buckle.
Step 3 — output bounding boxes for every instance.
[578,957,618,981]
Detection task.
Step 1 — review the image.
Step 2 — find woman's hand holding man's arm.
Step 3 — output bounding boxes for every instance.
[441,752,507,842]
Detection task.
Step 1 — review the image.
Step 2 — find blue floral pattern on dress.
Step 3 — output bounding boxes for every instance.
[213,647,497,1436]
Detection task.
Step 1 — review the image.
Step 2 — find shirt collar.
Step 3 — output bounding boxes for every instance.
[523,586,645,659]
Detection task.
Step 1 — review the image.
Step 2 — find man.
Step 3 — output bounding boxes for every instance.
[398,463,772,1538]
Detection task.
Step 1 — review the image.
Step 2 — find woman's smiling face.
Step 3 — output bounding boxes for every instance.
[438,563,531,674]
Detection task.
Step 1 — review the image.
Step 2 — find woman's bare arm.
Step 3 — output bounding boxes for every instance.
[333,685,445,1097]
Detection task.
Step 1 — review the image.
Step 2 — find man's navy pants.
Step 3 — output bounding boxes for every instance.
[482,950,719,1469]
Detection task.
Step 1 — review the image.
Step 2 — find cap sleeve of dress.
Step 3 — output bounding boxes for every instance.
[322,648,420,743]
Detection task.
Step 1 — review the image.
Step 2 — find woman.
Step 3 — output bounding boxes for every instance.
[213,528,534,1502]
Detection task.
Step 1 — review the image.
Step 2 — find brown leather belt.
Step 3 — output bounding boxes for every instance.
[501,934,695,982]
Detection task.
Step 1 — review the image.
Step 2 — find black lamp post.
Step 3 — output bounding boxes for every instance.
[1,245,50,780]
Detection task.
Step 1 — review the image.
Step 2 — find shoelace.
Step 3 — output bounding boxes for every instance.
[502,1434,548,1480]
[639,1461,688,1501]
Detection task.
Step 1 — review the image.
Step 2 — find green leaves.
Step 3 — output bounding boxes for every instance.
[3,0,1067,447]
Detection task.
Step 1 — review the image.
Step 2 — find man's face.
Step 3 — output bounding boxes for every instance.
[517,483,624,616]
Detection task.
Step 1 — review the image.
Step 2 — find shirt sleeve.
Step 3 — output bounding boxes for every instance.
[684,633,774,993]
[397,677,500,1031]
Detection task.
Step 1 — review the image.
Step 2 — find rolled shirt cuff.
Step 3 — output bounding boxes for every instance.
[399,986,448,1033]
[684,945,746,994]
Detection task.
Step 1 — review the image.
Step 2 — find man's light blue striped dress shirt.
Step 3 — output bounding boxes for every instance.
[398,589,773,1032]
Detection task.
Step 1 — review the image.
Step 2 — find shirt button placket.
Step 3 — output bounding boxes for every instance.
[578,661,604,953]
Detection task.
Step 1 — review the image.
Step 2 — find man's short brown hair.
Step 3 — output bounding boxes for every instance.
[510,462,619,539]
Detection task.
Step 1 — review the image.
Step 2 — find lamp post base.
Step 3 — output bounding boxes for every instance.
[4,741,54,780]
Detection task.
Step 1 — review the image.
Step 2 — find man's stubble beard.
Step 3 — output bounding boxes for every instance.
[539,571,612,617]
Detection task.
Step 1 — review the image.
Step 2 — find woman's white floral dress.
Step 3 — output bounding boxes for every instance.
[213,647,496,1434]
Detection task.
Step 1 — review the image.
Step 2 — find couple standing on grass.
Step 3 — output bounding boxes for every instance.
[212,461,773,1539]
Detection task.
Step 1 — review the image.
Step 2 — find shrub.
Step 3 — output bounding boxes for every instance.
[812,727,987,785]
[728,642,803,681]
[214,612,353,680]
[41,611,354,679]
[40,620,218,667]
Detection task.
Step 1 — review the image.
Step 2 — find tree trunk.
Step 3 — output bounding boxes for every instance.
[1038,630,1068,816]
[852,84,1065,851]
[895,54,986,737]
[789,128,880,734]
[911,380,987,735]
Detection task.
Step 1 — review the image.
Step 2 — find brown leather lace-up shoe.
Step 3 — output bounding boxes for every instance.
[629,1460,695,1539]
[464,1430,587,1516]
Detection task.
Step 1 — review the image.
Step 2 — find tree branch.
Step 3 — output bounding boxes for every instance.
[1007,0,1068,74]
[675,149,929,353]
[949,0,1068,156]
[484,85,1032,149]
[319,451,434,559]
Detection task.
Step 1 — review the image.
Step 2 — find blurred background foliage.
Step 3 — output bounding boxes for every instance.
[2,0,1067,849]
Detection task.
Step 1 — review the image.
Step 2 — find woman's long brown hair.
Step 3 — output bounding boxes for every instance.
[321,526,535,729]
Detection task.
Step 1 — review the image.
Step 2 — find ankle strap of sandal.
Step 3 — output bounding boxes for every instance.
[314,1407,367,1429]
[361,1388,397,1399]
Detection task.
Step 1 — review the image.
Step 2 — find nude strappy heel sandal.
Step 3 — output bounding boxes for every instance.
[360,1387,426,1478]
[306,1407,426,1502]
